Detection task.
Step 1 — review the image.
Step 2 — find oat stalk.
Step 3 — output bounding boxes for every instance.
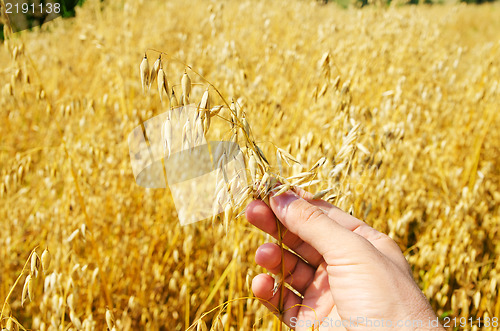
[1,248,37,324]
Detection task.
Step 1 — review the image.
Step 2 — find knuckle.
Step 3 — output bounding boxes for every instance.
[373,231,403,254]
[379,233,401,251]
[298,202,324,224]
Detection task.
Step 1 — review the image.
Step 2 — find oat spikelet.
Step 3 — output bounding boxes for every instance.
[241,116,251,138]
[277,148,300,166]
[7,316,19,331]
[157,67,169,102]
[17,164,24,182]
[336,123,360,161]
[356,142,370,155]
[256,172,271,198]
[50,315,59,329]
[196,319,208,331]
[310,156,327,171]
[67,293,76,311]
[31,251,41,278]
[287,171,313,182]
[6,316,14,331]
[70,310,82,330]
[194,115,204,146]
[209,105,223,117]
[248,153,258,185]
[213,142,225,165]
[182,118,193,151]
[105,308,115,330]
[229,100,237,129]
[140,54,149,93]
[4,174,10,192]
[230,99,242,120]
[273,274,282,296]
[202,109,211,132]
[217,152,229,185]
[150,56,161,88]
[211,316,223,331]
[273,183,291,197]
[199,88,209,110]
[312,188,333,200]
[181,70,192,99]
[235,186,251,208]
[170,91,179,109]
[319,51,330,73]
[255,145,269,165]
[162,116,172,157]
[329,160,346,178]
[22,274,33,306]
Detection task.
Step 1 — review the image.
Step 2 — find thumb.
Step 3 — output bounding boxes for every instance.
[270,190,360,259]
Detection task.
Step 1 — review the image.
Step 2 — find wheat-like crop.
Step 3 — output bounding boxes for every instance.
[1,0,499,330]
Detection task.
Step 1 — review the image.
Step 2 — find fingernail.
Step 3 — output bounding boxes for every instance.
[270,190,299,215]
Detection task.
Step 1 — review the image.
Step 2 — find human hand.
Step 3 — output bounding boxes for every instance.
[246,189,444,330]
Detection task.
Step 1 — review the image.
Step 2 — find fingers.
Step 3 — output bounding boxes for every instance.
[247,190,410,272]
[252,264,335,330]
[298,186,383,241]
[246,200,324,267]
[297,187,391,246]
[276,189,410,272]
[305,194,411,273]
[255,243,316,295]
[251,274,302,326]
[269,191,357,263]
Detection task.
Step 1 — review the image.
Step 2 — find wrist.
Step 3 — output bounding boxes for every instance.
[409,306,445,331]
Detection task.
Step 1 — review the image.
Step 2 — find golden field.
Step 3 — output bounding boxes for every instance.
[1,0,500,330]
